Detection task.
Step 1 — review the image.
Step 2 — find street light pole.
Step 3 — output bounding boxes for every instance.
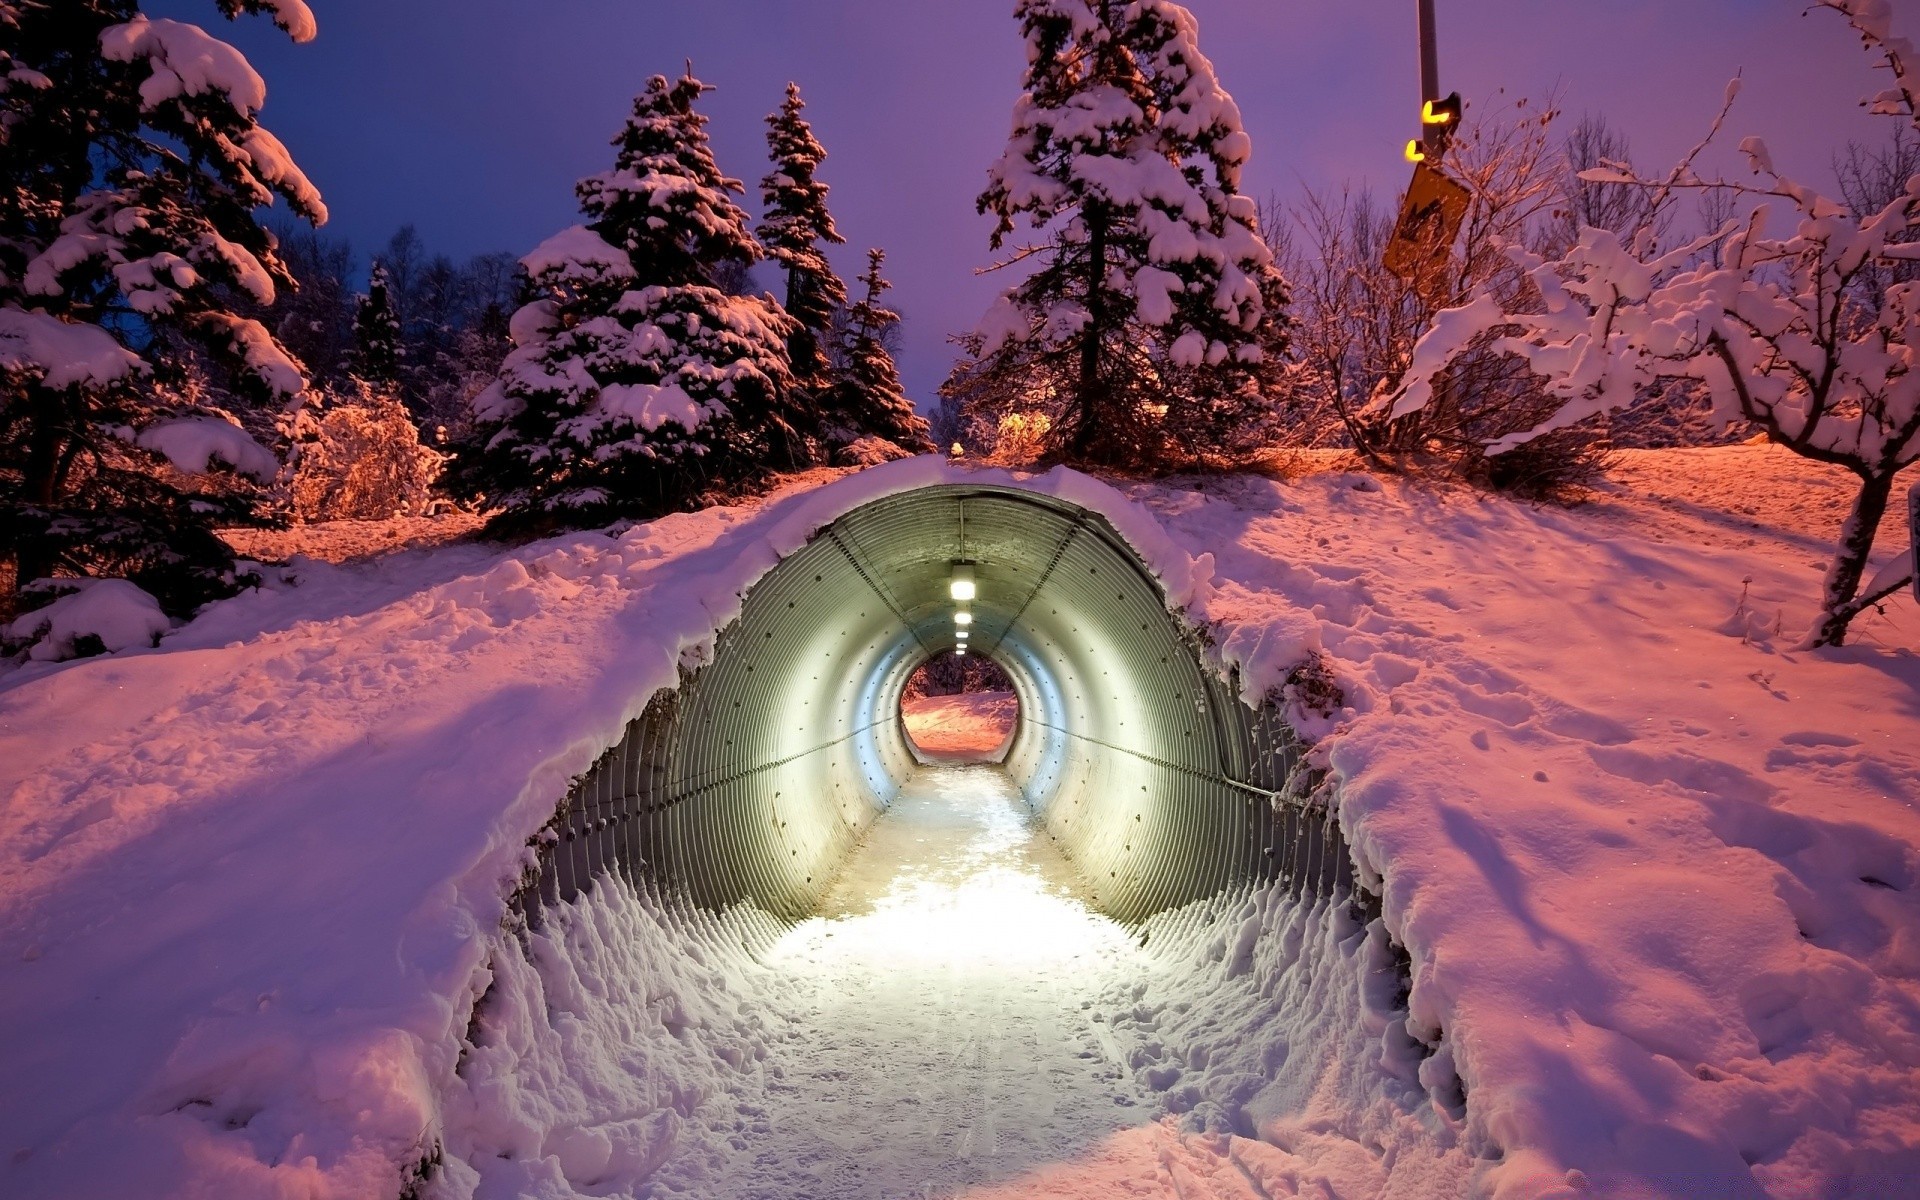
[1417,0,1440,104]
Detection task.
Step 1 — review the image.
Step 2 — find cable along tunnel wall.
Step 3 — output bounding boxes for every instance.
[516,483,1360,928]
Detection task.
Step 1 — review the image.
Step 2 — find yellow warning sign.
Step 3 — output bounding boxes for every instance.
[1384,161,1470,295]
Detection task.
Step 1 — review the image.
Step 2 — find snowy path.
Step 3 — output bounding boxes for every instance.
[652,764,1197,1199]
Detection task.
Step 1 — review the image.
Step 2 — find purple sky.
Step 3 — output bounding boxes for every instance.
[184,0,1894,406]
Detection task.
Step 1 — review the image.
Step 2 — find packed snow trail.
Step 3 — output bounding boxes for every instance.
[649,763,1169,1198]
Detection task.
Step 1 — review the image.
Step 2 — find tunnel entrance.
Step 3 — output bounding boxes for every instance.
[479,475,1388,1199]
[900,651,1018,763]
[519,481,1354,928]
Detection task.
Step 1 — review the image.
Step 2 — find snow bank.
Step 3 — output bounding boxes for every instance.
[1,448,1917,1198]
[3,580,171,662]
[1123,458,1920,1196]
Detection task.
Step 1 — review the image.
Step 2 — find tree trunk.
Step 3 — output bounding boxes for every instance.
[13,406,67,597]
[1070,207,1109,462]
[1806,467,1897,648]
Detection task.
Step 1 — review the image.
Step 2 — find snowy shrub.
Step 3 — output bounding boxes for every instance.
[2,578,170,661]
[830,435,913,468]
[904,652,1014,700]
[1279,652,1345,728]
[288,382,443,522]
[1271,96,1618,497]
[993,410,1054,466]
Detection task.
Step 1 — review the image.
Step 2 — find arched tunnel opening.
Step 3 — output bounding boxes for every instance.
[518,482,1360,927]
[469,480,1398,1197]
[899,651,1018,762]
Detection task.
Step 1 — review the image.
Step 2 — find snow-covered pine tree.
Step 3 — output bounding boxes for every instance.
[832,249,932,459]
[969,0,1284,468]
[0,0,324,626]
[758,82,847,395]
[351,262,403,387]
[451,72,799,530]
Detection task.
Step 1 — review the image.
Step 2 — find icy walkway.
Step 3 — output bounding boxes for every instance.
[651,763,1175,1199]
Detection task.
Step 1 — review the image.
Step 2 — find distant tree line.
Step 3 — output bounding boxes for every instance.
[267,222,519,439]
[6,0,1915,655]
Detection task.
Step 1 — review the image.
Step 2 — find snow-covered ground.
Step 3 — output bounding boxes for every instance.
[443,762,1452,1199]
[903,690,1019,760]
[221,509,488,566]
[1,447,1917,1199]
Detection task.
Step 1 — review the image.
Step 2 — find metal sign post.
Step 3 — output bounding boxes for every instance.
[1417,0,1440,106]
[1387,1,1467,293]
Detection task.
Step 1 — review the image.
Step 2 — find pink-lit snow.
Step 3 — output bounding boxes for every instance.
[0,447,1916,1198]
[903,690,1018,761]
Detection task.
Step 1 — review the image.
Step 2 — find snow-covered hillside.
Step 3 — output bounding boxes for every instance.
[1,448,1916,1198]
[902,690,1019,760]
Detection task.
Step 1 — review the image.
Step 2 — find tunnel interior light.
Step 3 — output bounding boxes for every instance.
[950,562,976,601]
[954,610,972,627]
[956,629,969,640]
[955,647,967,656]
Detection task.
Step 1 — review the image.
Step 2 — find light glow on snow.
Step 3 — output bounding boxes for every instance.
[766,769,1115,978]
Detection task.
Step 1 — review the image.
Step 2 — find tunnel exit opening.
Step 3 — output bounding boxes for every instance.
[900,650,1019,764]
[517,481,1357,931]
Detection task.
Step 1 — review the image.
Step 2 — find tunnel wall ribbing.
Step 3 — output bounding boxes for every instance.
[519,483,1354,927]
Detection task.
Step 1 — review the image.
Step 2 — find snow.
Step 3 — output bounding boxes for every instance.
[1,448,1917,1197]
[0,306,146,390]
[3,580,171,662]
[235,123,327,222]
[197,310,308,397]
[220,511,485,566]
[439,768,1451,1198]
[258,0,319,43]
[135,415,280,481]
[520,225,635,287]
[596,381,704,434]
[902,690,1017,760]
[100,16,268,116]
[442,764,1460,1199]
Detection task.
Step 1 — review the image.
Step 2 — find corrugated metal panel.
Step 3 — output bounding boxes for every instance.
[517,482,1362,929]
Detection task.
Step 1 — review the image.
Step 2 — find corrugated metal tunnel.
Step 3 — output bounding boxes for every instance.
[521,482,1355,926]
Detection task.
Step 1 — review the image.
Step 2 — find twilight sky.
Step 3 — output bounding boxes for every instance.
[175,0,1894,406]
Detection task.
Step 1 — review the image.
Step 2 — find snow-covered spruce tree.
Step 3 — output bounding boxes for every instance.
[0,0,323,625]
[1389,0,1920,647]
[351,261,402,387]
[830,249,932,460]
[451,72,799,531]
[968,0,1283,468]
[758,82,847,397]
